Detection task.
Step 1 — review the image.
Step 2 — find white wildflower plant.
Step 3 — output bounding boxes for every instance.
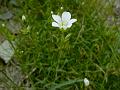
[52,11,77,30]
[84,78,90,87]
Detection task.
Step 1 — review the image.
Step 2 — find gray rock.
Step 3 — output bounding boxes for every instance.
[115,0,120,8]
[114,0,120,16]
[0,40,15,63]
[7,20,21,34]
[9,0,18,6]
[0,64,31,89]
[0,11,13,20]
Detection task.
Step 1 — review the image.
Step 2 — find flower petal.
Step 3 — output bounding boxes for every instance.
[67,23,72,28]
[52,15,61,23]
[52,22,59,27]
[62,11,71,22]
[67,19,77,28]
[69,19,77,24]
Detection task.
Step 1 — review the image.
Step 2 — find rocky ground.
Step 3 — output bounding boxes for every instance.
[0,1,30,90]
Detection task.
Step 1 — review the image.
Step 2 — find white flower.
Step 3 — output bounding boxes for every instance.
[84,78,89,86]
[52,11,77,30]
[22,15,26,21]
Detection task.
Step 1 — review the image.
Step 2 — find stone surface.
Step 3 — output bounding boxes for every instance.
[114,0,120,16]
[6,20,21,34]
[0,40,15,64]
[0,11,13,20]
[9,0,18,6]
[0,64,25,89]
[115,0,120,8]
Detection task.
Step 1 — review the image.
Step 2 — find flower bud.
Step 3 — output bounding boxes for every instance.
[84,78,89,86]
[22,15,26,21]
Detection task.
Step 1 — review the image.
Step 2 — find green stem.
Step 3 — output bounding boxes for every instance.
[49,79,83,90]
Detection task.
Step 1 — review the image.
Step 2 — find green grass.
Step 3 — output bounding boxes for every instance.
[1,0,120,89]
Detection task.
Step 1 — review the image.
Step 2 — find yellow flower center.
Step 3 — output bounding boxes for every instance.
[59,21,67,27]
